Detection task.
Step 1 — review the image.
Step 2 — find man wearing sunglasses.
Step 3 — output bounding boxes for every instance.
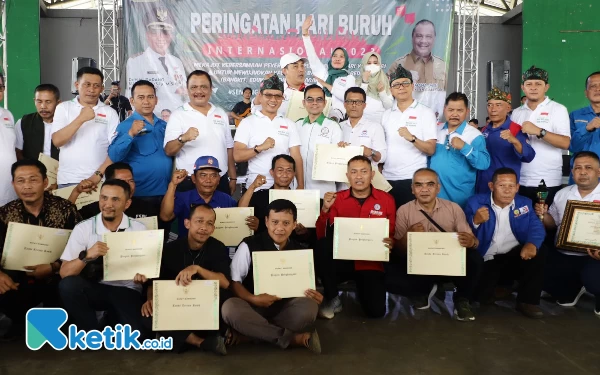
[296,85,343,199]
[381,66,438,209]
[234,74,304,191]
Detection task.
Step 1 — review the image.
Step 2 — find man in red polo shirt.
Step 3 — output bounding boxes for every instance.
[315,155,395,319]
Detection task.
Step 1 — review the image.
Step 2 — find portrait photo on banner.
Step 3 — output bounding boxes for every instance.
[123,0,453,119]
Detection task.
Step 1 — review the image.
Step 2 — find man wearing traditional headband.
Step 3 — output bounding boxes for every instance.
[126,6,187,115]
[511,66,570,206]
[475,87,535,194]
[234,74,305,190]
[381,65,438,209]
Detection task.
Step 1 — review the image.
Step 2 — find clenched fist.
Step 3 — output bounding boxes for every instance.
[473,207,490,225]
[128,120,146,137]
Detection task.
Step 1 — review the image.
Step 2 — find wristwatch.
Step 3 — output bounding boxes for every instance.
[177,135,185,144]
[94,170,104,179]
[369,150,376,158]
[78,250,89,264]
[410,136,417,143]
[254,145,261,154]
[537,129,547,139]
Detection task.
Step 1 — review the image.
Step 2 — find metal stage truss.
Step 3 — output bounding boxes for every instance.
[98,0,120,89]
[456,0,481,118]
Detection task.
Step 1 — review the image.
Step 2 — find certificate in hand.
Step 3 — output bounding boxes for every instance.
[152,280,220,331]
[269,189,320,228]
[556,200,600,253]
[371,170,392,193]
[312,144,364,183]
[1,223,72,271]
[252,249,316,298]
[38,153,58,186]
[285,90,332,122]
[333,218,389,262]
[212,207,254,246]
[53,184,101,210]
[134,216,158,230]
[407,232,466,276]
[102,230,164,281]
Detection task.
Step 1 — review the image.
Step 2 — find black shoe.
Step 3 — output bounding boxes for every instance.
[305,330,321,354]
[454,299,475,322]
[200,335,227,356]
[516,303,543,319]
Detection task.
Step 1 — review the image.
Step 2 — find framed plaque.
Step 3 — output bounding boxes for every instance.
[556,200,600,253]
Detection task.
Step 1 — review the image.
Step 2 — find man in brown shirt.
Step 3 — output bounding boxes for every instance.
[387,168,482,321]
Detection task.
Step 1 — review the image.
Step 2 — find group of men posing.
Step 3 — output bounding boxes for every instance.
[0,60,599,355]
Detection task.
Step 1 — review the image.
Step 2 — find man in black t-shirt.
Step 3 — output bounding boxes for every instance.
[71,163,159,221]
[230,87,252,127]
[138,204,231,355]
[101,81,132,122]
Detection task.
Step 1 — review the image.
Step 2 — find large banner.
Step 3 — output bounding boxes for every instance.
[124,0,454,120]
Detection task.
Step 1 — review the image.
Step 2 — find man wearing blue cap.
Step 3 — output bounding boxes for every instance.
[160,156,258,238]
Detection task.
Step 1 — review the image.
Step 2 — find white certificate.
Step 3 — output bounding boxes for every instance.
[285,90,332,122]
[566,209,600,246]
[134,216,158,230]
[312,144,364,182]
[213,207,254,246]
[407,232,466,276]
[152,280,220,331]
[371,170,392,193]
[38,153,58,186]
[252,249,316,298]
[269,189,320,228]
[333,218,389,262]
[1,223,72,271]
[53,185,100,210]
[102,230,164,281]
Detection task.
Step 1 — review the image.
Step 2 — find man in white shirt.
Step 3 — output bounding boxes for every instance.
[15,84,61,165]
[0,74,17,206]
[234,74,304,190]
[511,66,571,206]
[252,54,307,117]
[295,84,342,198]
[59,180,148,334]
[126,6,187,114]
[535,151,600,316]
[51,67,119,188]
[163,70,237,195]
[382,66,437,208]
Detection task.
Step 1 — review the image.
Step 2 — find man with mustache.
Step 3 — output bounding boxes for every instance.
[15,85,61,178]
[535,151,600,317]
[163,70,237,195]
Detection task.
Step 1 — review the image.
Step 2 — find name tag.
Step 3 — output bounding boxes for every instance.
[277,130,290,137]
[405,121,418,128]
[3,117,13,128]
[95,115,108,124]
[536,113,550,124]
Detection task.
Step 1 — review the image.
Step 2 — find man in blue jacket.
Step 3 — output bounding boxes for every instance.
[476,87,535,194]
[429,92,490,207]
[465,167,546,318]
[567,71,600,184]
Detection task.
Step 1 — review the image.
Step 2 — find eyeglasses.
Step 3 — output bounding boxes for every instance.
[305,97,325,103]
[263,93,284,100]
[344,100,365,106]
[390,82,412,89]
[0,85,5,92]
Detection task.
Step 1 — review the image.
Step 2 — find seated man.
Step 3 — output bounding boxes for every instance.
[389,168,481,321]
[59,180,148,334]
[160,156,257,238]
[222,199,322,353]
[465,167,546,318]
[315,155,395,319]
[73,162,157,220]
[139,204,231,355]
[0,160,81,338]
[536,151,600,316]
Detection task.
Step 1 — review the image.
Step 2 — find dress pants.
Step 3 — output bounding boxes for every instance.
[385,249,483,301]
[315,237,387,318]
[221,297,318,349]
[59,276,147,337]
[388,179,414,210]
[476,245,547,305]
[544,245,600,302]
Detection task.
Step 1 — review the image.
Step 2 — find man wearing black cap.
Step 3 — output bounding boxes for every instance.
[126,6,187,115]
[101,81,132,122]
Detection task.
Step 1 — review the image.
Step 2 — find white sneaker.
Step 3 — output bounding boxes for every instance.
[318,295,342,319]
[556,287,586,307]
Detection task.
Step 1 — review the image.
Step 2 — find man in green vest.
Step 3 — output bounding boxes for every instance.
[15,84,61,168]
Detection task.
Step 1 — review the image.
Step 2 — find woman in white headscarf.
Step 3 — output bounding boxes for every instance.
[359,52,393,124]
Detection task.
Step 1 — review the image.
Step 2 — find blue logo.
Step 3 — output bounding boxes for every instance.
[26,308,172,351]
